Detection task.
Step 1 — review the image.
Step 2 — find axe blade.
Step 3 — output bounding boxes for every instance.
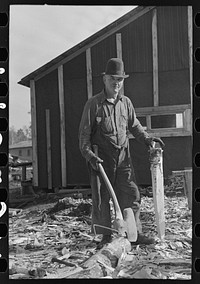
[123,208,137,242]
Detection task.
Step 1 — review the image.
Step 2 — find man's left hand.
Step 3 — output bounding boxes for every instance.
[151,137,165,148]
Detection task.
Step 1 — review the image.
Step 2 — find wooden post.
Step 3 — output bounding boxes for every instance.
[149,145,165,240]
[58,65,67,187]
[116,33,124,95]
[184,167,192,210]
[152,8,159,107]
[30,80,38,187]
[45,109,52,190]
[86,48,93,99]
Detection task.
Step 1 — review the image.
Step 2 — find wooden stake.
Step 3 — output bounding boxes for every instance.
[149,145,165,240]
[152,8,159,107]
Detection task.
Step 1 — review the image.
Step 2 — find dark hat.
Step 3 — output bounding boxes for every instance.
[102,58,129,78]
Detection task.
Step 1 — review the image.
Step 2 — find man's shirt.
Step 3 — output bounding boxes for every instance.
[79,89,150,162]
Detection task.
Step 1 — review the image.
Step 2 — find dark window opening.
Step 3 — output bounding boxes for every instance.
[151,114,182,129]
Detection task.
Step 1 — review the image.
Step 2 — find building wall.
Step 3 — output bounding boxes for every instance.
[10,147,32,162]
[130,136,192,185]
[63,53,89,185]
[157,6,189,71]
[157,6,190,106]
[32,6,192,188]
[87,6,191,184]
[35,69,62,188]
[91,10,154,107]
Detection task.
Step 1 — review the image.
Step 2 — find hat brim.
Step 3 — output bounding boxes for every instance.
[101,72,129,78]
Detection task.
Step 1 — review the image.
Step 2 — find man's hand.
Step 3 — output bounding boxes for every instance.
[151,137,165,148]
[89,156,103,171]
[146,137,165,149]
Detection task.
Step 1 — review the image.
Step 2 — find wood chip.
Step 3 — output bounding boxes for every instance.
[9,194,192,279]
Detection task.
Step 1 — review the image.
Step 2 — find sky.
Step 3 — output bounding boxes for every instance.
[9,5,136,130]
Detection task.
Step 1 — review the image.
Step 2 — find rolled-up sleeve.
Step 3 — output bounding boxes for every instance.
[79,98,97,162]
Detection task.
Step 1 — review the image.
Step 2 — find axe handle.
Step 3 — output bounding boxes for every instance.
[93,145,123,221]
[99,164,124,220]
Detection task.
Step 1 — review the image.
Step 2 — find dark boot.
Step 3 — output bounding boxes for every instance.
[132,202,142,234]
[131,233,155,245]
[96,235,112,249]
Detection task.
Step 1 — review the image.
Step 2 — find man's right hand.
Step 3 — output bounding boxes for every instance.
[89,156,103,171]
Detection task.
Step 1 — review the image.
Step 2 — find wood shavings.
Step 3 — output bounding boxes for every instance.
[9,193,192,279]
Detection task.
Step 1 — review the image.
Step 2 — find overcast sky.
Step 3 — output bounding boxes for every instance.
[9,5,135,130]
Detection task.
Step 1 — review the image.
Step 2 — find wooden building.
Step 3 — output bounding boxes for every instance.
[9,140,32,162]
[19,6,192,190]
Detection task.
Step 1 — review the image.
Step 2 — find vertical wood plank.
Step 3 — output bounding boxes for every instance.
[184,167,192,210]
[58,65,67,187]
[45,109,52,189]
[116,33,124,95]
[30,80,38,187]
[150,147,165,240]
[116,33,122,59]
[86,48,93,99]
[152,8,159,107]
[146,115,151,130]
[184,108,192,133]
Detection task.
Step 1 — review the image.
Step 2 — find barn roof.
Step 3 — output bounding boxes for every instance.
[18,6,155,88]
[9,140,32,149]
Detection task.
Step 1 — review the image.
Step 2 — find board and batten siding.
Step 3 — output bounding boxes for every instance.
[34,70,62,188]
[27,6,192,188]
[63,53,88,185]
[58,65,67,187]
[30,80,38,187]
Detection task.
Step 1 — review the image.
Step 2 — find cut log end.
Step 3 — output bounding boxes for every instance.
[65,236,131,278]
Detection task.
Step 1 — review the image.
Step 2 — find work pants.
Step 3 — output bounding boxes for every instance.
[89,143,142,236]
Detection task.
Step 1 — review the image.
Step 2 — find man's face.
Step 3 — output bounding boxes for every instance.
[103,75,124,96]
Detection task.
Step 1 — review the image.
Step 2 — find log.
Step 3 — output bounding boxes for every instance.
[64,236,131,278]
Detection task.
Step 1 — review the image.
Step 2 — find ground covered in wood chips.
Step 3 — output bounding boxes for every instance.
[9,186,192,280]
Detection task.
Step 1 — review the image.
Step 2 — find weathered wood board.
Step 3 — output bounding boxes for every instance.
[150,146,165,240]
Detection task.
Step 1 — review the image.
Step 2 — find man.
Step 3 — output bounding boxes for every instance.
[79,58,164,249]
